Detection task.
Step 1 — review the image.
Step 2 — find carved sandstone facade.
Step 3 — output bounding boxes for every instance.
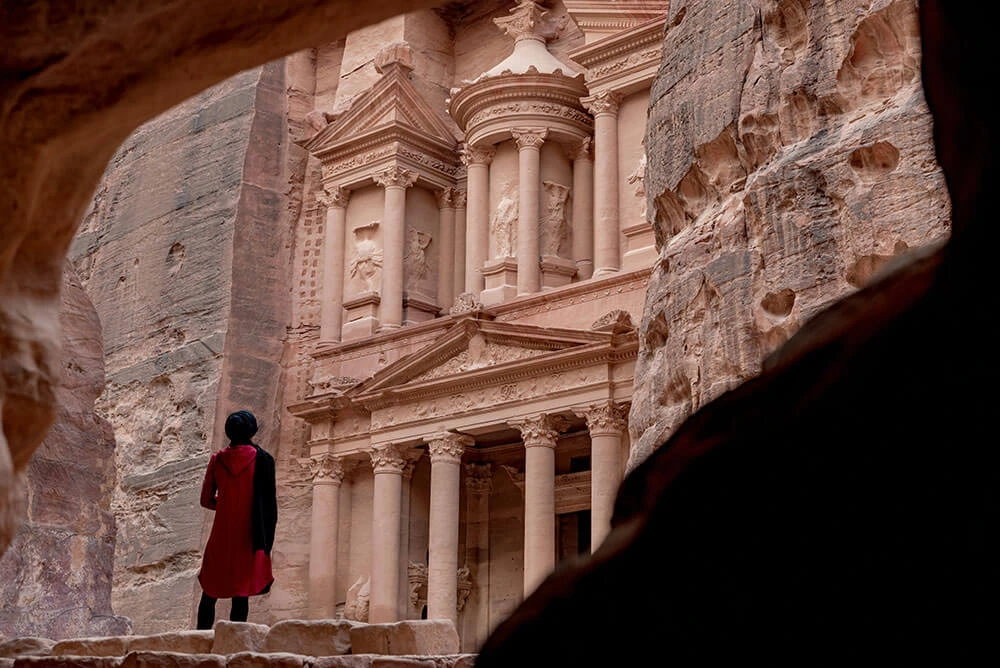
[286,0,666,651]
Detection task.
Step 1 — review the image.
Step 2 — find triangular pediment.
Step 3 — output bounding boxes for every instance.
[303,66,457,153]
[349,318,611,398]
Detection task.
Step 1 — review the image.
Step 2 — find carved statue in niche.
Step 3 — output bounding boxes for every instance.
[344,575,370,622]
[404,228,433,283]
[627,152,648,219]
[541,180,571,257]
[349,222,382,292]
[457,564,473,612]
[491,180,518,258]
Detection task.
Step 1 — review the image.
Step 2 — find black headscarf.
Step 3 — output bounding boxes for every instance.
[225,410,258,445]
[223,410,277,557]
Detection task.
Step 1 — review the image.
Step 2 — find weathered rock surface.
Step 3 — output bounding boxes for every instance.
[630,0,950,468]
[0,263,131,639]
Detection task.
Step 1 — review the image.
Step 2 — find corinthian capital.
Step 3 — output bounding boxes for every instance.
[464,462,493,495]
[308,453,345,485]
[566,137,593,162]
[373,166,418,189]
[452,189,467,209]
[461,144,496,167]
[510,127,548,150]
[578,401,629,437]
[435,187,459,210]
[370,444,408,473]
[510,413,569,449]
[583,91,623,117]
[494,1,565,43]
[427,432,474,464]
[318,185,350,209]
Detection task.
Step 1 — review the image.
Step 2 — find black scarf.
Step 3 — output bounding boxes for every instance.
[250,444,277,556]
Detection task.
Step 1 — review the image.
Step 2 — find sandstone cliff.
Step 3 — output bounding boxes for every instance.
[0,262,131,639]
[630,0,949,468]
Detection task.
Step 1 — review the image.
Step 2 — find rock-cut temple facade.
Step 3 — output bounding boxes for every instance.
[286,0,667,651]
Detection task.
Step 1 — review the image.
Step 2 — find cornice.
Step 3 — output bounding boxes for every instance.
[490,267,651,321]
[568,15,667,95]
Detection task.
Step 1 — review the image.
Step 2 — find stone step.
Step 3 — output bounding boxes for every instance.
[0,620,477,668]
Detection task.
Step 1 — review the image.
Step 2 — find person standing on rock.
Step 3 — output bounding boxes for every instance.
[196,410,277,629]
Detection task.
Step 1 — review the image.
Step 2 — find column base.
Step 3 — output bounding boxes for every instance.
[540,255,577,289]
[575,260,594,281]
[404,291,441,324]
[343,291,382,341]
[592,267,620,280]
[480,257,518,306]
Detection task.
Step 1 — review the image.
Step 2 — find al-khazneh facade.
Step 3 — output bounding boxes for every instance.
[287,0,668,651]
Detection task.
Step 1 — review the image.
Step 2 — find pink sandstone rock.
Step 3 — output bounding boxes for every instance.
[50,637,128,658]
[226,652,309,668]
[119,653,224,668]
[261,620,355,656]
[349,621,459,656]
[209,621,269,655]
[126,633,214,655]
[0,639,54,659]
[14,658,122,668]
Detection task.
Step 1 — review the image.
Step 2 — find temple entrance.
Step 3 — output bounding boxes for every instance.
[557,509,592,563]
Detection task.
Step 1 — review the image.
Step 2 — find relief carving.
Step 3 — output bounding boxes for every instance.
[404,229,433,283]
[449,292,483,315]
[465,462,493,495]
[369,444,407,473]
[349,222,382,292]
[541,180,571,257]
[583,90,623,117]
[344,575,370,622]
[491,181,518,258]
[456,565,472,612]
[373,165,418,189]
[461,144,496,167]
[510,127,548,150]
[318,185,350,209]
[408,561,427,611]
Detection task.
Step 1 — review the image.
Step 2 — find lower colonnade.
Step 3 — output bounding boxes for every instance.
[302,401,630,645]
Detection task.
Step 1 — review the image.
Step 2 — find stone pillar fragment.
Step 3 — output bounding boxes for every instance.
[568,139,594,280]
[463,462,492,652]
[426,432,473,626]
[579,401,628,552]
[511,413,566,597]
[369,444,407,623]
[373,166,417,331]
[319,186,350,342]
[435,188,458,314]
[453,189,467,304]
[462,145,495,296]
[584,92,622,278]
[307,454,346,619]
[511,128,548,295]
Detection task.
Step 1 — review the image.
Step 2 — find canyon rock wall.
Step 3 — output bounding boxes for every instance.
[68,58,303,633]
[630,0,949,468]
[0,262,131,640]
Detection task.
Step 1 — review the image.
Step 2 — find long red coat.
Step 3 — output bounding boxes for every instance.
[198,444,274,598]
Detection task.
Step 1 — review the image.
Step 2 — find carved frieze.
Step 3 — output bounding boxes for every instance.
[409,343,550,383]
[465,101,593,131]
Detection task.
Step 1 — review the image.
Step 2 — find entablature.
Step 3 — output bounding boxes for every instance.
[569,14,668,97]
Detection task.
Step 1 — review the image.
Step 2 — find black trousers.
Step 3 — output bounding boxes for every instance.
[197,592,249,630]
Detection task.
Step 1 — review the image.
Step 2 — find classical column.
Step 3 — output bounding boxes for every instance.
[369,444,407,623]
[511,413,565,596]
[580,401,628,552]
[511,128,548,295]
[426,432,473,625]
[318,186,351,342]
[462,145,495,296]
[435,188,457,314]
[373,166,418,331]
[583,91,622,278]
[567,139,594,280]
[453,189,467,303]
[463,462,492,652]
[398,453,419,619]
[307,454,345,619]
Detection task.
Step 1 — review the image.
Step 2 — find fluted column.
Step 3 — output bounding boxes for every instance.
[579,401,628,552]
[435,188,458,314]
[369,444,407,623]
[462,145,495,296]
[307,454,345,619]
[426,432,473,625]
[318,186,351,342]
[373,166,418,331]
[583,91,622,278]
[453,189,467,303]
[511,413,565,596]
[567,139,594,280]
[511,128,548,295]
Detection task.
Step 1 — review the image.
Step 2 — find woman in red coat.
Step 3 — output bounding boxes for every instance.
[196,410,277,629]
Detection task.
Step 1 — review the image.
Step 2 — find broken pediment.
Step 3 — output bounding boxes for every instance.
[349,319,612,399]
[302,57,458,157]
